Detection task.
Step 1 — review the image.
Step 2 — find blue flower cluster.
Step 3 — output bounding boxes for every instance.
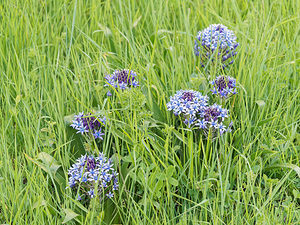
[70,112,106,140]
[105,69,139,95]
[68,153,118,201]
[166,90,209,127]
[194,24,239,67]
[210,75,237,98]
[167,90,232,135]
[196,104,232,135]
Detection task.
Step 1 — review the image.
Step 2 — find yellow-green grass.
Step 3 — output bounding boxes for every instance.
[0,0,299,224]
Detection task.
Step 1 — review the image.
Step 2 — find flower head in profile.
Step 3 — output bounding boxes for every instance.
[210,75,237,98]
[104,69,139,95]
[196,104,231,135]
[70,112,106,140]
[67,153,118,201]
[166,90,209,127]
[194,24,239,67]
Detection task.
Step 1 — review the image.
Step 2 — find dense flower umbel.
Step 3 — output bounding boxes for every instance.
[196,104,231,135]
[194,24,239,67]
[104,69,139,95]
[70,112,106,140]
[67,154,118,201]
[211,75,237,98]
[166,90,209,127]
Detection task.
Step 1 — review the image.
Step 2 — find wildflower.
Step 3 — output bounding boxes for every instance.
[166,90,208,127]
[104,69,139,93]
[106,192,114,199]
[184,116,197,128]
[197,104,230,135]
[194,24,239,67]
[195,119,207,129]
[70,112,106,140]
[88,189,95,198]
[210,75,237,98]
[67,153,118,201]
[93,129,105,140]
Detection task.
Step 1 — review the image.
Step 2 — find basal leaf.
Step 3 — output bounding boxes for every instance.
[62,208,79,224]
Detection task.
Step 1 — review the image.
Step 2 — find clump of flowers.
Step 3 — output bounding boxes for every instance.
[70,112,106,140]
[194,24,239,67]
[166,90,233,135]
[67,153,118,201]
[196,104,232,135]
[166,90,209,127]
[104,69,139,95]
[210,75,237,98]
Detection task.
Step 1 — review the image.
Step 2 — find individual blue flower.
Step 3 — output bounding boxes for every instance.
[184,117,197,128]
[194,24,239,67]
[195,119,208,129]
[70,112,106,140]
[93,129,105,140]
[218,123,226,134]
[67,153,118,201]
[76,125,88,135]
[210,75,237,98]
[106,192,114,199]
[88,189,95,198]
[226,121,233,133]
[104,69,139,94]
[210,119,219,129]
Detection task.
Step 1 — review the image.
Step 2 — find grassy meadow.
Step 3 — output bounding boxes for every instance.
[0,0,299,224]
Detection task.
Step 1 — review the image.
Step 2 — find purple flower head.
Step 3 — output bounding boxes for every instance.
[67,153,118,201]
[70,112,106,140]
[166,90,208,128]
[210,75,237,98]
[197,104,230,135]
[104,69,139,93]
[194,24,239,67]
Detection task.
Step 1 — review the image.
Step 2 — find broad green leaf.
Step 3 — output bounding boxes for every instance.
[132,16,142,28]
[62,208,78,224]
[257,116,277,127]
[293,189,300,199]
[154,179,164,192]
[168,177,179,186]
[265,163,300,178]
[64,113,75,125]
[15,94,22,105]
[166,166,175,178]
[33,199,47,209]
[255,100,266,107]
[97,23,112,36]
[156,172,166,181]
[112,128,134,145]
[172,129,187,144]
[37,152,61,174]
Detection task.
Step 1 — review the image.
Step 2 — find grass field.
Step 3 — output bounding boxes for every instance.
[0,0,299,224]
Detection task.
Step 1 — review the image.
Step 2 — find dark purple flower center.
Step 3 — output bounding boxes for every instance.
[86,157,97,170]
[215,76,234,91]
[81,114,101,131]
[215,25,223,32]
[116,70,134,85]
[204,107,220,121]
[181,92,195,101]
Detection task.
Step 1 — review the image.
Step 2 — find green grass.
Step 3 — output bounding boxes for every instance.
[0,0,299,224]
